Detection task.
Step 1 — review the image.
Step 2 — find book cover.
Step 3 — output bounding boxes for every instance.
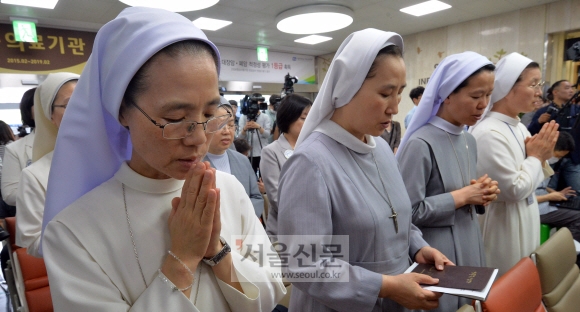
[411,263,495,290]
[405,263,499,301]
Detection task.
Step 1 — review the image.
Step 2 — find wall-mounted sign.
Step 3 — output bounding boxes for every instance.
[13,20,37,43]
[218,46,315,84]
[0,23,96,74]
[257,46,268,62]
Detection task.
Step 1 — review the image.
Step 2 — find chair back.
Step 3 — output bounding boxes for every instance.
[4,216,20,253]
[15,248,52,312]
[475,257,544,312]
[533,227,580,312]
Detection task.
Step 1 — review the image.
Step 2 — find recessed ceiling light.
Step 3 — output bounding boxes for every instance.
[295,35,332,45]
[400,0,451,17]
[1,0,59,9]
[276,4,353,35]
[118,0,219,12]
[192,17,232,31]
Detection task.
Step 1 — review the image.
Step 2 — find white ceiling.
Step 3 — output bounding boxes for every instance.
[0,0,560,56]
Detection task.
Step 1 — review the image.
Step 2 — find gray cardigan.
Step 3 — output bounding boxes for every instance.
[204,149,264,217]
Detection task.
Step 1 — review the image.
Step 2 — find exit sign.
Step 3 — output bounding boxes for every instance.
[13,20,38,43]
[257,46,268,62]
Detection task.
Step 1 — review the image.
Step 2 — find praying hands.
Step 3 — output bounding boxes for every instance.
[451,174,501,207]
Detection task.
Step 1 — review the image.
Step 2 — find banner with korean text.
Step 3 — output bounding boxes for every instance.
[217,46,316,84]
[0,23,95,74]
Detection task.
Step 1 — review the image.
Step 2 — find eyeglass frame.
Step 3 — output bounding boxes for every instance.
[527,81,546,91]
[221,123,238,132]
[129,101,232,139]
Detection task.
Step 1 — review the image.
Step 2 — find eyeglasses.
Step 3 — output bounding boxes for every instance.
[130,102,232,139]
[529,81,545,90]
[222,124,238,132]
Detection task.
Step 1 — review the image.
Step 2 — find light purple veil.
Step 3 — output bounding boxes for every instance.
[398,51,492,154]
[41,7,220,252]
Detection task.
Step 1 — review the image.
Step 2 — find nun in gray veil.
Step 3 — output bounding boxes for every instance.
[277,28,453,312]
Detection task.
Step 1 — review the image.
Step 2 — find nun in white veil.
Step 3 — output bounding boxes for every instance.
[40,7,285,311]
[277,28,452,312]
[15,72,78,258]
[470,52,557,276]
[397,52,499,311]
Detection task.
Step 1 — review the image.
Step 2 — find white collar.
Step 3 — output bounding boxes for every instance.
[115,162,183,194]
[314,119,375,154]
[428,116,464,135]
[487,111,520,127]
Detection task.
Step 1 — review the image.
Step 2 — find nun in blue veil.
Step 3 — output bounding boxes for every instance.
[41,7,285,311]
[397,51,499,311]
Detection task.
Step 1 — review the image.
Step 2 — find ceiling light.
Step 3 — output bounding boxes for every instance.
[400,0,451,17]
[192,17,231,31]
[118,0,219,12]
[1,0,59,9]
[295,35,332,45]
[276,4,353,35]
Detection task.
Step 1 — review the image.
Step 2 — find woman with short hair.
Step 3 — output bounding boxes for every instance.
[260,93,312,240]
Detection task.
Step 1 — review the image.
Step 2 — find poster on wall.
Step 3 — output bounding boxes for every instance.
[0,23,95,74]
[217,46,315,84]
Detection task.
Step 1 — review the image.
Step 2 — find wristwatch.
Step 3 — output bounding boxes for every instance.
[202,237,231,266]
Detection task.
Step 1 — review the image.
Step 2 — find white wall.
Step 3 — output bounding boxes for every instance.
[316,0,580,134]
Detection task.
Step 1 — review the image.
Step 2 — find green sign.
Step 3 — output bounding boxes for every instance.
[257,46,268,62]
[13,20,37,43]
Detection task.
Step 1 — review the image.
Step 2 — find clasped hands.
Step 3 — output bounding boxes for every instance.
[453,174,500,207]
[167,161,223,268]
[244,121,261,131]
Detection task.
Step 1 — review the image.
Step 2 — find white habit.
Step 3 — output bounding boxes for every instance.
[1,131,34,206]
[43,163,286,311]
[471,111,548,275]
[16,151,53,257]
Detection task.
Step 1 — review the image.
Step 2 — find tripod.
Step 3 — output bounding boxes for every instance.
[246,126,263,176]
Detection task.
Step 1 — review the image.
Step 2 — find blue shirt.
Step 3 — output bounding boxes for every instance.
[404,106,417,129]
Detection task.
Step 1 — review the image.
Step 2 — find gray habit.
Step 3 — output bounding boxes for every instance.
[260,134,293,240]
[278,128,428,312]
[204,149,264,217]
[397,124,486,312]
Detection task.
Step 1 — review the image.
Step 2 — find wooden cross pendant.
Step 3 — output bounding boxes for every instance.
[390,211,399,233]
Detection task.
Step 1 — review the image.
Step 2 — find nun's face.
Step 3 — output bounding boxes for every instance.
[441,70,494,127]
[51,81,77,129]
[508,67,542,114]
[120,53,220,180]
[333,55,406,141]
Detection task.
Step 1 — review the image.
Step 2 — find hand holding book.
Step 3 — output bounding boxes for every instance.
[404,263,498,301]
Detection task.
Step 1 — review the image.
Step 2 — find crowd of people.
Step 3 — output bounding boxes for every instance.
[0,6,579,312]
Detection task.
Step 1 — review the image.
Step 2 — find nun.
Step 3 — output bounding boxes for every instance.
[277,28,452,312]
[15,72,79,258]
[41,8,285,311]
[470,52,558,276]
[396,52,499,311]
